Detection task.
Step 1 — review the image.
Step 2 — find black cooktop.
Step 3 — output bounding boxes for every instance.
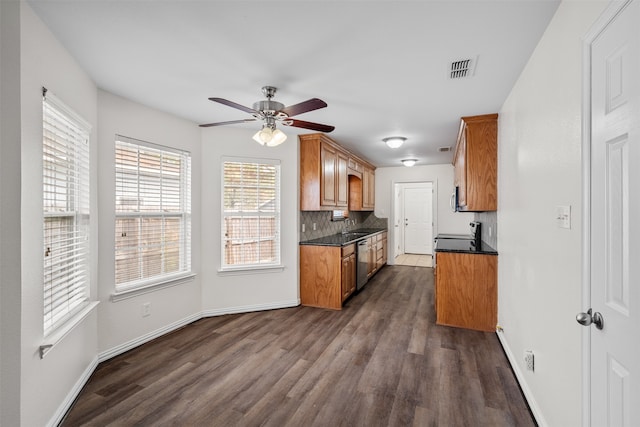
[434,237,497,255]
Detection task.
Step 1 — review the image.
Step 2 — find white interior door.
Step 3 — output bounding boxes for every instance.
[394,184,403,258]
[403,184,433,255]
[587,1,640,425]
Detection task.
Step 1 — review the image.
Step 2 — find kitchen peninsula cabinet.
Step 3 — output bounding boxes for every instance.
[435,250,497,332]
[453,113,498,211]
[300,229,387,310]
[300,244,356,310]
[300,133,375,211]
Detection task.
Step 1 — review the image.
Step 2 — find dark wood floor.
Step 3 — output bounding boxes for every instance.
[62,266,535,426]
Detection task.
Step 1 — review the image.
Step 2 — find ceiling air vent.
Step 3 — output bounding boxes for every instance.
[438,146,452,153]
[450,57,477,79]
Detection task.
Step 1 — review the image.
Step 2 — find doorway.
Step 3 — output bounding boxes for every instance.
[393,182,433,266]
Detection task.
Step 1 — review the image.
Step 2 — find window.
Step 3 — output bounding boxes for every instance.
[43,89,91,334]
[115,136,191,291]
[222,158,281,270]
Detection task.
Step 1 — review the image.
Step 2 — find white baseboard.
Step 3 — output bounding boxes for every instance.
[47,355,99,427]
[201,299,300,318]
[496,329,548,427]
[49,300,301,426]
[98,312,203,362]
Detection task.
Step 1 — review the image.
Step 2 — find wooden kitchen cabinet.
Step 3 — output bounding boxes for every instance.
[362,166,375,211]
[453,113,498,211]
[300,134,349,210]
[365,232,388,277]
[300,133,375,211]
[435,252,497,332]
[300,244,355,310]
[341,244,356,302]
[375,232,387,270]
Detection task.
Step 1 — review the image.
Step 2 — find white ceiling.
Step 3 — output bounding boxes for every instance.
[28,0,560,167]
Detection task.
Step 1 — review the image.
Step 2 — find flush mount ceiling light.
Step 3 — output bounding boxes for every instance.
[402,159,418,167]
[383,136,406,149]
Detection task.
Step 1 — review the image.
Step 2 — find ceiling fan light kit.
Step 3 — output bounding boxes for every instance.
[402,159,418,167]
[253,126,287,147]
[200,86,335,147]
[383,136,406,149]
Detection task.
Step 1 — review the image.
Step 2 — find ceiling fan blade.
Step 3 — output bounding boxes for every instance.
[285,119,335,133]
[279,98,327,117]
[209,97,258,115]
[199,118,257,128]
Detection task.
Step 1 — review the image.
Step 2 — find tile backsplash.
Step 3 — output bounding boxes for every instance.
[299,211,388,241]
[474,211,497,249]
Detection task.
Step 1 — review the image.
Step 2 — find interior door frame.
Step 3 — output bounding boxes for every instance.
[390,180,436,264]
[580,2,631,425]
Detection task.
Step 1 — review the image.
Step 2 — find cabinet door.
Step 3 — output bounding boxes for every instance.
[320,143,337,206]
[465,120,497,211]
[381,234,387,265]
[362,167,375,210]
[336,151,348,207]
[342,253,356,301]
[367,237,376,276]
[454,129,467,209]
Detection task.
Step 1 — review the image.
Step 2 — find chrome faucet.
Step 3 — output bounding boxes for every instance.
[341,218,353,234]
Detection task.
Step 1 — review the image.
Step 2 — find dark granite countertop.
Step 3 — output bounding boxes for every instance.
[434,238,498,255]
[300,228,387,247]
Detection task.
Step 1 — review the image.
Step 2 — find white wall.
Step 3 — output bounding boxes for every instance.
[19,4,100,426]
[200,127,299,312]
[96,90,203,353]
[375,164,475,259]
[497,1,607,426]
[1,1,22,425]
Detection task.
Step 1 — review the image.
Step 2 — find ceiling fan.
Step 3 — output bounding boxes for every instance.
[199,86,335,146]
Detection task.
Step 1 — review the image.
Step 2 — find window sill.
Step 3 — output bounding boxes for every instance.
[111,272,196,302]
[40,301,100,359]
[217,265,286,276]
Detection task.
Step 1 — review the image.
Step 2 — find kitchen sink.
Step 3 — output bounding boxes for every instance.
[341,231,370,239]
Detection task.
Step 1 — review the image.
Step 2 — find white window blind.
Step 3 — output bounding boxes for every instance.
[43,89,91,335]
[115,136,191,291]
[222,158,281,269]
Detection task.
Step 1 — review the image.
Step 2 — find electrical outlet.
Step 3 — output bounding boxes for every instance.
[524,350,535,372]
[142,302,151,317]
[301,224,305,233]
[313,223,317,231]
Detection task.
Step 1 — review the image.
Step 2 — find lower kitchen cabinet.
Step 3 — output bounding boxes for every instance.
[435,252,497,332]
[300,244,356,310]
[341,244,356,302]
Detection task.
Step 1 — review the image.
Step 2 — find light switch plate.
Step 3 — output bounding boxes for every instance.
[556,205,571,229]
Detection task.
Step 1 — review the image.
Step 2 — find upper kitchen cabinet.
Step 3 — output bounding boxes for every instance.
[300,134,348,210]
[300,133,375,211]
[453,113,498,212]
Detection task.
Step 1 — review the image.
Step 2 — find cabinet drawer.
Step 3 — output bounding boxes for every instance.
[342,244,355,257]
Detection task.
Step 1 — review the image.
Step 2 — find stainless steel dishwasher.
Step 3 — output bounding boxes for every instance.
[357,239,369,290]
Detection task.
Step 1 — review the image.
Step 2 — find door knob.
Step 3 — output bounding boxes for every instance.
[576,308,604,330]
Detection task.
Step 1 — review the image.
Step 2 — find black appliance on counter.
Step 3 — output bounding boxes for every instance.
[469,221,481,247]
[436,221,482,247]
